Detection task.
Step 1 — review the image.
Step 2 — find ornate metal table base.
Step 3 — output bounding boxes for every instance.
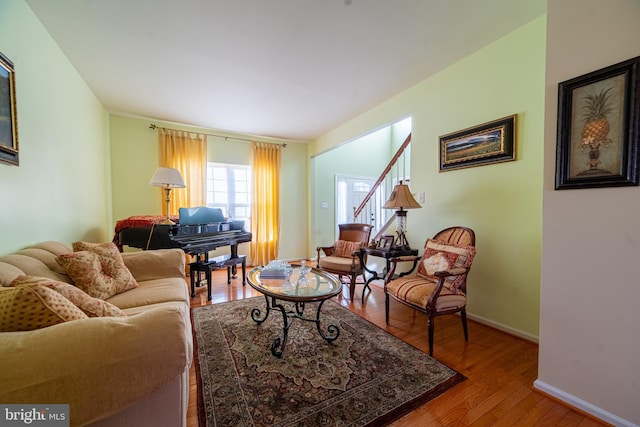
[251,295,340,357]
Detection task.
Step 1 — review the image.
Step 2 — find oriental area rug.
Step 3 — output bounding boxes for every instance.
[191,297,465,427]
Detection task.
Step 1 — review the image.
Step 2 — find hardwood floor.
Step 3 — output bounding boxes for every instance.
[186,269,608,427]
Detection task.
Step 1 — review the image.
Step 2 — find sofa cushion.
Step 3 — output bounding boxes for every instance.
[0,262,25,287]
[10,275,126,318]
[416,239,476,292]
[106,277,190,310]
[0,283,88,331]
[0,254,71,284]
[56,243,138,300]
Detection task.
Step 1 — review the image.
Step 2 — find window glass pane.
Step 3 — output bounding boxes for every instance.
[353,182,370,192]
[206,162,251,231]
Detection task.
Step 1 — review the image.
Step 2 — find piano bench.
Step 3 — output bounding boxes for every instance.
[189,255,247,300]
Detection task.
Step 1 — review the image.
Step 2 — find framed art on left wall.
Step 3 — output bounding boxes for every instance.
[0,51,18,166]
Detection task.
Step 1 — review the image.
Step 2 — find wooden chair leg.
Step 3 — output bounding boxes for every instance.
[461,309,469,341]
[428,316,435,357]
[349,275,356,302]
[385,294,390,324]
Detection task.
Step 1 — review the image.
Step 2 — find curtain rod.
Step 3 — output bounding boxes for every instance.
[149,124,287,147]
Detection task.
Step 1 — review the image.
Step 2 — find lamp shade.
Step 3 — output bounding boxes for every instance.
[149,167,186,188]
[382,183,421,210]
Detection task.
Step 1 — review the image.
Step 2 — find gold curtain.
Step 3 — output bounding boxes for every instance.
[251,141,281,266]
[158,129,207,216]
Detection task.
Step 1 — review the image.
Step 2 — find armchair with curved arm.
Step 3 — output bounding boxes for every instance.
[384,226,476,356]
[316,223,372,302]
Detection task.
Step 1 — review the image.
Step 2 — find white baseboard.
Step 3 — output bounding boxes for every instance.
[465,312,539,343]
[533,380,638,427]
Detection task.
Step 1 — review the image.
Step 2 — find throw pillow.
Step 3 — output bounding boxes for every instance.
[0,283,88,332]
[416,239,477,292]
[10,275,126,317]
[334,240,363,258]
[56,242,138,300]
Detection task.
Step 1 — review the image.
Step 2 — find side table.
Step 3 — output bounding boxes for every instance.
[359,246,419,303]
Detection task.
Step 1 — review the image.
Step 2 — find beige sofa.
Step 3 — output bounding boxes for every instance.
[0,241,193,427]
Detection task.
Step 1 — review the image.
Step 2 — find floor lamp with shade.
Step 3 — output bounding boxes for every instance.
[149,167,186,225]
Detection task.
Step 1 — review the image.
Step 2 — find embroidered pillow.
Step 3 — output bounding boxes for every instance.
[0,283,88,332]
[10,275,126,317]
[56,242,138,300]
[334,240,363,258]
[416,239,476,292]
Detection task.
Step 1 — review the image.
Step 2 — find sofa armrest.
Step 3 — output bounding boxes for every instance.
[121,248,186,281]
[0,306,192,426]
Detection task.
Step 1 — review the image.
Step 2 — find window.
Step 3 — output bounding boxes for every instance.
[206,163,251,230]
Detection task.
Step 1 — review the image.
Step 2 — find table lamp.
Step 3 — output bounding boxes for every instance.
[149,167,186,224]
[382,181,422,249]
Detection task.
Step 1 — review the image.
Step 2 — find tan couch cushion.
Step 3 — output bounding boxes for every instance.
[0,262,25,286]
[121,248,186,281]
[57,243,138,300]
[11,275,126,318]
[0,283,88,331]
[0,254,71,284]
[106,277,189,309]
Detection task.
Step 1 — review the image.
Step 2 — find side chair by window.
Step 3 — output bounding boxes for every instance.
[384,226,476,356]
[316,223,372,302]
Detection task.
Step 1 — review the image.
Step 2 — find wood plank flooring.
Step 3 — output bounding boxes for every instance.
[187,269,608,426]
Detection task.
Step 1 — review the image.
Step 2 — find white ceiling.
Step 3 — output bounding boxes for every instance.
[25,0,545,141]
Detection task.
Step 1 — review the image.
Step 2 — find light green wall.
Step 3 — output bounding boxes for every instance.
[312,126,394,248]
[312,17,546,339]
[0,1,111,254]
[109,114,309,262]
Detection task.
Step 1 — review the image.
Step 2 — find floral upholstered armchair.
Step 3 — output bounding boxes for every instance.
[316,223,372,302]
[384,226,476,356]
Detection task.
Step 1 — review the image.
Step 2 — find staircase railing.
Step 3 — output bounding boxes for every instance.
[353,133,412,241]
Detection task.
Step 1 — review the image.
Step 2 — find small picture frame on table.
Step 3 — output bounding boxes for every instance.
[378,235,395,251]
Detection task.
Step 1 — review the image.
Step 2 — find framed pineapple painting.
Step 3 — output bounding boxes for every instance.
[555,56,640,189]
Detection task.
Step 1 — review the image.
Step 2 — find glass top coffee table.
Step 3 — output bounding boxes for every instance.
[246,265,342,357]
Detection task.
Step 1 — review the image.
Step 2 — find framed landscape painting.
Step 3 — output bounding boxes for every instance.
[439,115,516,172]
[0,51,18,166]
[555,56,640,189]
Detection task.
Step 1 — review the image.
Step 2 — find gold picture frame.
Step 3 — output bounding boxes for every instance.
[439,115,516,172]
[0,51,18,166]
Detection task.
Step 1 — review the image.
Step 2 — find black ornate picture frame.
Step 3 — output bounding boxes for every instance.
[0,51,18,166]
[555,56,640,189]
